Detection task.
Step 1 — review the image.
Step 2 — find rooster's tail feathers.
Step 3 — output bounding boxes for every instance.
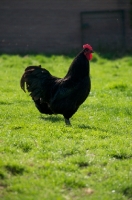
[20,66,41,92]
[20,65,50,100]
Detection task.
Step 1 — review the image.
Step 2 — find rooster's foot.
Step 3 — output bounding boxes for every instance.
[65,118,71,126]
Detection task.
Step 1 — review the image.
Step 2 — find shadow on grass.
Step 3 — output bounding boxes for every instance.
[5,164,25,175]
[78,124,107,133]
[123,186,132,199]
[111,154,132,160]
[0,101,13,105]
[40,115,63,123]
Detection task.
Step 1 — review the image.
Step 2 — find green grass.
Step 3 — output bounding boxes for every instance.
[0,53,132,200]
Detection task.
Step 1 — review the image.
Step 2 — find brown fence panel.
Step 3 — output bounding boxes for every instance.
[81,10,125,51]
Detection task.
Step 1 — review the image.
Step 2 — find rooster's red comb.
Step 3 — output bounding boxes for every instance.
[83,44,93,51]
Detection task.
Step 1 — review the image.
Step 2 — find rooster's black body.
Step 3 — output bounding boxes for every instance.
[20,44,93,125]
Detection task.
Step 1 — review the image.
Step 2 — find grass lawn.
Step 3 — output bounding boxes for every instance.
[0,52,132,200]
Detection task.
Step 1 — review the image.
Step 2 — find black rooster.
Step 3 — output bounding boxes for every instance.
[20,44,93,125]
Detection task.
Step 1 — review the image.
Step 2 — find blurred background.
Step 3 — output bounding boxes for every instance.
[0,0,132,54]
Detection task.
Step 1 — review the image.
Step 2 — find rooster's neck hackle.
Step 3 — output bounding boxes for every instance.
[65,51,90,81]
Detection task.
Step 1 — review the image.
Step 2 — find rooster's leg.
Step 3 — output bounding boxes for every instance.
[65,118,71,126]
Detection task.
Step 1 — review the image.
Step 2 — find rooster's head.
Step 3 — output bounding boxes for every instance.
[83,44,94,60]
